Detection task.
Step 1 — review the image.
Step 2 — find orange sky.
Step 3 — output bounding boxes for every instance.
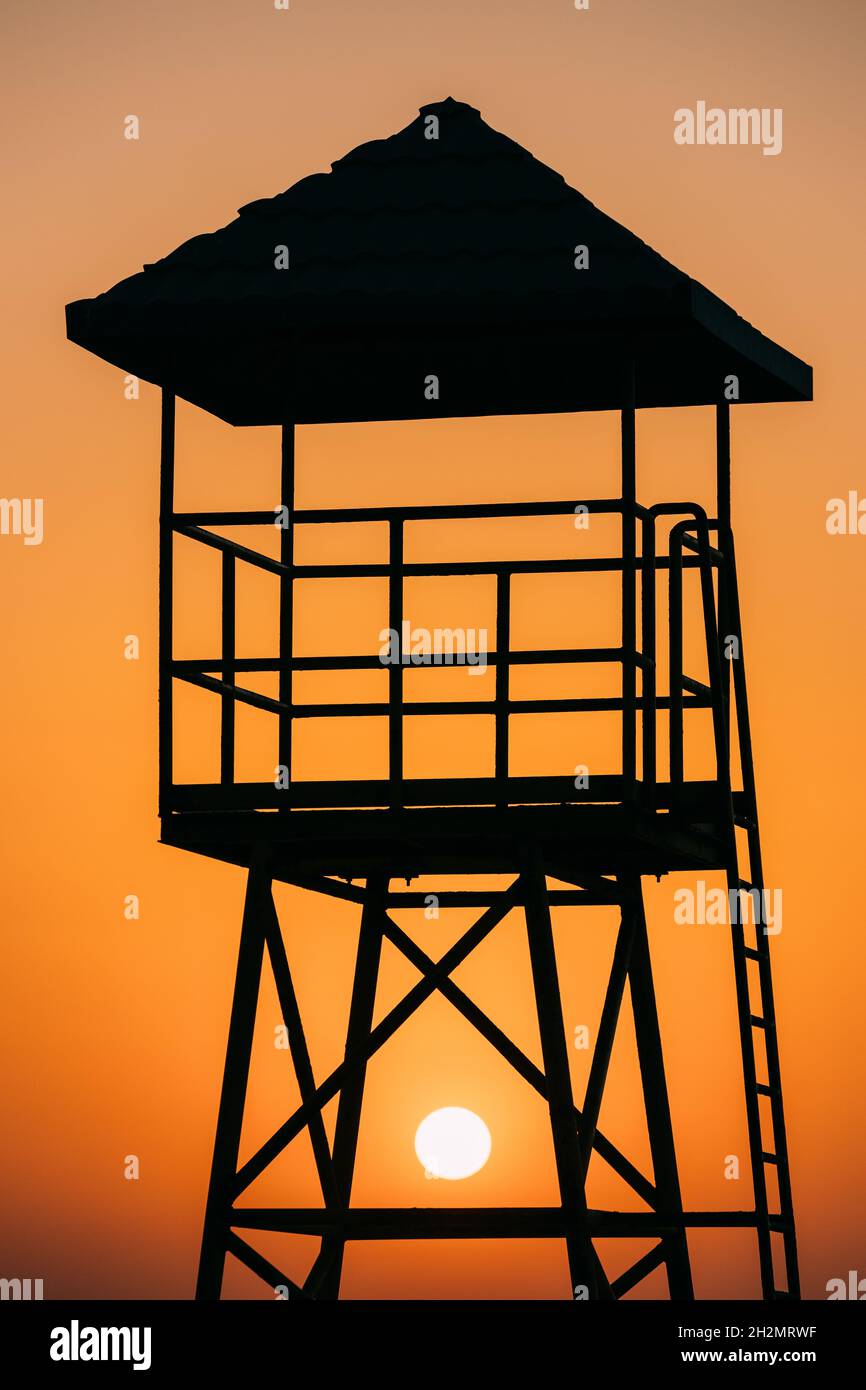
[1,0,865,1299]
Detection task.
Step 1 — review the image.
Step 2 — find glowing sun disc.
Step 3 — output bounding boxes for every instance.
[414,1107,492,1180]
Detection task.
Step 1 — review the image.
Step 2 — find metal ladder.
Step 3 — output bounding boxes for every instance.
[724,538,800,1299]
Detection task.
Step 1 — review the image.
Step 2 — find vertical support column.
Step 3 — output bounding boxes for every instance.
[668,531,684,789]
[716,401,731,537]
[716,402,732,751]
[495,570,510,806]
[317,874,387,1299]
[627,886,694,1299]
[278,424,295,797]
[388,521,404,808]
[196,861,270,1299]
[220,552,236,786]
[621,363,637,796]
[524,849,599,1298]
[158,389,175,816]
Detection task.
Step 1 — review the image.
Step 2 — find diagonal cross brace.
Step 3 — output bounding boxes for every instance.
[225,1230,311,1301]
[233,873,656,1217]
[262,887,339,1210]
[376,900,655,1209]
[578,885,640,1169]
[231,880,524,1198]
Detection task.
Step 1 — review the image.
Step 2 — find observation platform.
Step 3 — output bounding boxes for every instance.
[161,776,744,883]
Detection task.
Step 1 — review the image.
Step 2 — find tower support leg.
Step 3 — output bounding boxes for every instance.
[196,861,271,1299]
[524,852,600,1298]
[627,884,694,1299]
[315,875,387,1299]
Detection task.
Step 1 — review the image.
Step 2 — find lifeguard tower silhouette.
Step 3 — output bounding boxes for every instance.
[67,98,811,1301]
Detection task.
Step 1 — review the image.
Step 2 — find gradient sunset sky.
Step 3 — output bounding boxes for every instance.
[1,0,865,1299]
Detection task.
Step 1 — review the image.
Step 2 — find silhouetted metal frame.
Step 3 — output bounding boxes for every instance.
[157,387,799,1300]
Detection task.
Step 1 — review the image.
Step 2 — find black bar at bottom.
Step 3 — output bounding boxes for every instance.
[4,1298,852,1376]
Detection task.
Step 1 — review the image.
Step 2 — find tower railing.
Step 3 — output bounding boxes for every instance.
[162,498,733,817]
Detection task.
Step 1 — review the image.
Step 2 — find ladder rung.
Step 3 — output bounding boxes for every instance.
[755,1083,775,1097]
[762,1151,779,1165]
[737,879,756,892]
[742,946,762,961]
[750,1014,766,1028]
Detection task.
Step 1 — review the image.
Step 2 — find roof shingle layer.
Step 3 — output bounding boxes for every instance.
[66,97,812,424]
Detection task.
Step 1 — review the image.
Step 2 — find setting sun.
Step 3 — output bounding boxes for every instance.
[414,1108,492,1181]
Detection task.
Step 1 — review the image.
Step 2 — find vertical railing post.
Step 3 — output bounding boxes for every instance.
[621,363,637,796]
[495,569,510,806]
[278,425,295,800]
[220,552,236,786]
[158,388,175,816]
[693,519,733,806]
[668,528,684,790]
[388,519,404,808]
[640,512,657,800]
